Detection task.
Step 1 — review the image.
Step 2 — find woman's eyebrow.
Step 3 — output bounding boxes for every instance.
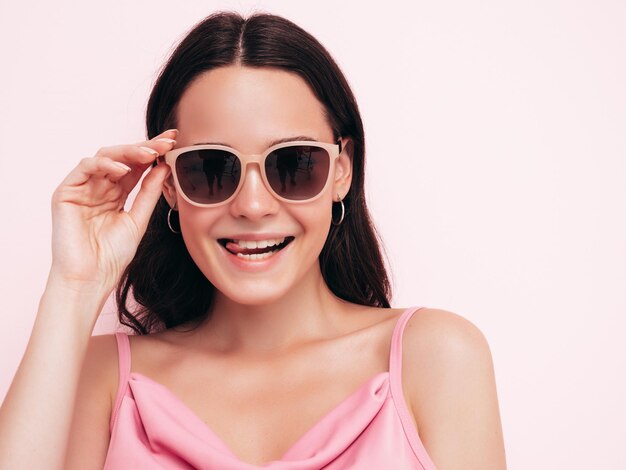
[192,135,318,146]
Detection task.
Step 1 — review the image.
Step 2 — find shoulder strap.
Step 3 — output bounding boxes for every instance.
[389,306,425,389]
[388,307,438,470]
[109,332,131,433]
[387,306,430,462]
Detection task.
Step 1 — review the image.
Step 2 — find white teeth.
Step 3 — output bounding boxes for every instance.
[236,251,276,260]
[231,237,292,261]
[234,237,286,249]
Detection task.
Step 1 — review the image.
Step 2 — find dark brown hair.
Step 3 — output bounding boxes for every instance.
[116,12,391,334]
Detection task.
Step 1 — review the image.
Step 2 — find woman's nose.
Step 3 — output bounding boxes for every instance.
[229,164,280,220]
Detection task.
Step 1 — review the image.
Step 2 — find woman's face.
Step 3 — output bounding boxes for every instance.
[163,65,352,305]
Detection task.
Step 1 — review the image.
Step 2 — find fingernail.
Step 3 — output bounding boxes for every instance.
[140,146,159,157]
[155,138,176,145]
[113,162,132,172]
[163,128,179,136]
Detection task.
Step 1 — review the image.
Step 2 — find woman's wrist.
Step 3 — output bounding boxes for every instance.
[40,269,115,333]
[45,266,116,299]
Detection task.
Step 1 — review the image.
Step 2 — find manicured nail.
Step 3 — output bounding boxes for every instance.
[163,128,179,136]
[139,146,159,157]
[155,138,176,144]
[113,162,132,172]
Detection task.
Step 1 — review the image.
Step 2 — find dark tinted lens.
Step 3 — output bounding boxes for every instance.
[176,149,240,204]
[265,145,330,200]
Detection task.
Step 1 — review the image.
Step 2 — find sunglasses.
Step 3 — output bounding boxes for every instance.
[164,139,343,207]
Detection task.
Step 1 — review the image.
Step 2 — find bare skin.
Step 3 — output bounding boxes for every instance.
[1,65,506,469]
[126,305,405,464]
[0,132,175,469]
[64,303,506,468]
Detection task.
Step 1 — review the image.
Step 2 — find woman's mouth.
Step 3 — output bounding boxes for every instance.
[218,236,295,260]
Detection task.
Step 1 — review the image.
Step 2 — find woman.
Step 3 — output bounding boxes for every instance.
[0,12,506,469]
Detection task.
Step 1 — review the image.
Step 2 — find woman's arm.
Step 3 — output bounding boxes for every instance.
[0,276,111,469]
[0,133,175,469]
[403,308,507,469]
[64,331,118,468]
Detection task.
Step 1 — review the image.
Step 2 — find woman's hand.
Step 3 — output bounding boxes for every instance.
[49,129,178,293]
[0,131,178,470]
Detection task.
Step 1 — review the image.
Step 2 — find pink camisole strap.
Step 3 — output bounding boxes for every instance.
[109,331,131,434]
[389,306,434,465]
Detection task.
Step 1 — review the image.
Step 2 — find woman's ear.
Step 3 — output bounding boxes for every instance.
[161,167,178,208]
[333,137,354,199]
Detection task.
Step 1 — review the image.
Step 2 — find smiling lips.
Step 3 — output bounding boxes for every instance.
[220,236,295,260]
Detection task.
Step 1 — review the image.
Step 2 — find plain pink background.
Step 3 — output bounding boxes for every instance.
[1,1,625,468]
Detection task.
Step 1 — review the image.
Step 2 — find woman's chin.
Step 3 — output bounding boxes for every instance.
[214,283,292,307]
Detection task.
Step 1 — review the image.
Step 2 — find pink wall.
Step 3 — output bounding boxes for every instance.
[1,1,625,468]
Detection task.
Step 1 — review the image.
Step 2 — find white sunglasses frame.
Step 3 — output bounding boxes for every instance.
[163,139,344,207]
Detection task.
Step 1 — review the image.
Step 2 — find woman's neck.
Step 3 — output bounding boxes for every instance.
[189,268,350,356]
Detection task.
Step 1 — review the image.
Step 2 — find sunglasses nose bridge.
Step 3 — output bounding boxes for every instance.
[229,153,282,218]
[241,152,265,166]
[239,152,271,185]
[234,149,264,184]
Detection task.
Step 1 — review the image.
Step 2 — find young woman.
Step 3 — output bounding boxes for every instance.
[0,12,506,469]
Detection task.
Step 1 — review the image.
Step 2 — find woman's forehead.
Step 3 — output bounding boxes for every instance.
[175,65,332,150]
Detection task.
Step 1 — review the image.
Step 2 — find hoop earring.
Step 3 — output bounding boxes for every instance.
[167,204,181,234]
[331,194,345,226]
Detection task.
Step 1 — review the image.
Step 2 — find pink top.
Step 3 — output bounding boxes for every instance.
[103,306,437,469]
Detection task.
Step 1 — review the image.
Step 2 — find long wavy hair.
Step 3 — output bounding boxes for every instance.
[116,12,392,334]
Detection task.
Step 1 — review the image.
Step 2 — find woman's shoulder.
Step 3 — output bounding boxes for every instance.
[401,307,493,390]
[403,307,489,350]
[80,333,124,416]
[86,333,123,372]
[353,305,488,348]
[86,330,170,397]
[400,308,501,465]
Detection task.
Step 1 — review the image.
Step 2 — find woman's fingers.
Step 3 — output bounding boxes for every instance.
[56,156,132,190]
[93,144,159,170]
[127,162,172,236]
[97,138,177,184]
[117,145,174,194]
[132,128,179,147]
[53,129,179,218]
[128,129,178,165]
[91,129,179,176]
[58,137,177,190]
[58,148,150,189]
